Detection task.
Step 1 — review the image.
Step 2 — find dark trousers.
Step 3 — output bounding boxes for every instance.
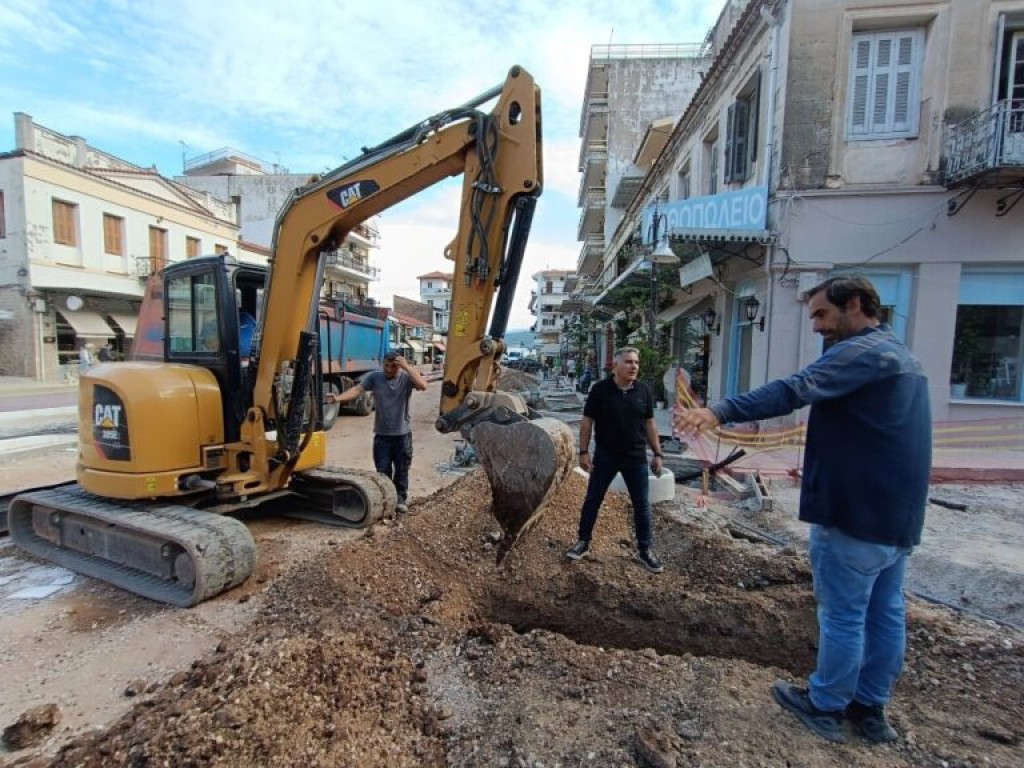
[373,433,412,503]
[577,449,652,550]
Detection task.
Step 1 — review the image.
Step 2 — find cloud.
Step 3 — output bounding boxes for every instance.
[1,0,728,329]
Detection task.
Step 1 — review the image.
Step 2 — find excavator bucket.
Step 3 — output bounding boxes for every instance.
[472,417,577,563]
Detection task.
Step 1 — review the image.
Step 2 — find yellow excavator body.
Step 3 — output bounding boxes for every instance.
[8,65,574,605]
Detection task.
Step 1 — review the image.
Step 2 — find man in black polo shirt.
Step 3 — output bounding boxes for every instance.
[567,346,666,573]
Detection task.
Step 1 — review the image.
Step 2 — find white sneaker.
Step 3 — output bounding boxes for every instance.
[396,502,409,514]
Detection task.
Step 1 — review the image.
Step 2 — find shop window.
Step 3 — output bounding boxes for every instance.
[951,306,1024,400]
[951,271,1024,401]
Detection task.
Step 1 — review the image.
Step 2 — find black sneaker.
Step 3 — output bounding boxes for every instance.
[771,680,847,743]
[846,700,898,743]
[635,549,664,574]
[566,540,590,560]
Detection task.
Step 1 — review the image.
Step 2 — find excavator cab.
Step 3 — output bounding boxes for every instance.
[132,255,276,442]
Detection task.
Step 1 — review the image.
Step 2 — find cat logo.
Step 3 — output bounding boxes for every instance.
[326,180,380,210]
[95,403,123,443]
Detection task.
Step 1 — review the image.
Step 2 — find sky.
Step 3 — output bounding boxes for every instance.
[0,0,727,330]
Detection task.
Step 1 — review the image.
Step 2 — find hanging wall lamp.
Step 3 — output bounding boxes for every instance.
[703,306,721,336]
[743,296,766,332]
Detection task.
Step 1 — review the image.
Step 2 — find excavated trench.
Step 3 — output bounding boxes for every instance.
[484,566,820,673]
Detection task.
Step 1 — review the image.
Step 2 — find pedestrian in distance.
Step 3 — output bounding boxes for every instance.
[567,346,666,574]
[78,341,95,371]
[336,351,428,514]
[675,276,931,745]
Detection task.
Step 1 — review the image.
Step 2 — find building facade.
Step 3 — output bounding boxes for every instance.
[0,113,250,380]
[577,0,1024,423]
[528,269,573,368]
[417,271,452,332]
[177,150,382,307]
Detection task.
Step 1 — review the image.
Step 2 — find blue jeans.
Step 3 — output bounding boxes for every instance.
[808,524,912,712]
[577,450,652,550]
[373,433,412,503]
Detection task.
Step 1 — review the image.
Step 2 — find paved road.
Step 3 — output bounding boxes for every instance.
[0,391,77,413]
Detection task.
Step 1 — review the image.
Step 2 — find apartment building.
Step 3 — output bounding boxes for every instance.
[574,40,717,370]
[579,0,1024,421]
[177,152,382,306]
[529,269,574,366]
[417,271,452,332]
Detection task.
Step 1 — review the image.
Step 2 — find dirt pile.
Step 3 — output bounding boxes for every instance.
[497,367,539,392]
[10,473,1024,767]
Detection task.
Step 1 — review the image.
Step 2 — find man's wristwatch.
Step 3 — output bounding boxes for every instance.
[579,450,589,455]
[653,452,663,458]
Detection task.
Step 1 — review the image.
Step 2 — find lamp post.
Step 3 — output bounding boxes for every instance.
[647,207,680,341]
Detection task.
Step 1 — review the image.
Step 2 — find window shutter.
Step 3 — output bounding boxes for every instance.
[748,70,761,164]
[850,38,872,134]
[872,37,892,132]
[891,34,916,132]
[724,103,736,183]
[849,29,921,138]
[732,98,749,181]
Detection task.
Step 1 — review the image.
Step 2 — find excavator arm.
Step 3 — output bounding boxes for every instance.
[236,65,574,556]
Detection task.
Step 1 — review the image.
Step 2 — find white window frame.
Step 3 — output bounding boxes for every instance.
[847,28,924,140]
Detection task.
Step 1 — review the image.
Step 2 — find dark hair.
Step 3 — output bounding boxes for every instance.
[802,276,881,318]
[384,351,400,363]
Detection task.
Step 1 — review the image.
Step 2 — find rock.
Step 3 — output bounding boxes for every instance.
[124,679,148,697]
[634,726,676,768]
[3,703,62,749]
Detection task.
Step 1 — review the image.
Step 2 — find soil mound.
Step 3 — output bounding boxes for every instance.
[21,474,1024,767]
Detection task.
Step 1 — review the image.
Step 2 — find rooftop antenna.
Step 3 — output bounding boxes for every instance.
[179,140,188,172]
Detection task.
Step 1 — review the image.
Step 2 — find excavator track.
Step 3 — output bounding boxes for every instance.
[271,466,396,527]
[8,485,256,608]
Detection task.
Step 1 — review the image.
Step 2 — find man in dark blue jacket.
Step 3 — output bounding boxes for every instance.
[677,277,931,745]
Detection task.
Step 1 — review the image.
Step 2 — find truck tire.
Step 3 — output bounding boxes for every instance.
[322,381,340,431]
[353,391,374,417]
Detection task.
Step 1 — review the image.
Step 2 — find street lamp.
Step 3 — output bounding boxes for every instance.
[647,208,680,339]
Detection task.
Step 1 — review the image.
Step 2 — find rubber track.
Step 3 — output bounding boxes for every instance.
[8,485,255,607]
[285,466,396,527]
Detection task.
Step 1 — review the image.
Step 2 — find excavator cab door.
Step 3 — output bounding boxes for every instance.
[157,256,253,442]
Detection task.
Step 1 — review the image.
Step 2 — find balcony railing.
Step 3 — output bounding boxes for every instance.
[325,248,380,279]
[945,99,1024,187]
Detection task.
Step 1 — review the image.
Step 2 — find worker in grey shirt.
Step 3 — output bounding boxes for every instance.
[336,351,428,513]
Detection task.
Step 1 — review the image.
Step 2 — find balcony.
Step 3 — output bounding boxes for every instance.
[577,140,608,203]
[576,187,606,241]
[325,248,380,280]
[347,220,381,248]
[577,233,604,277]
[945,99,1024,188]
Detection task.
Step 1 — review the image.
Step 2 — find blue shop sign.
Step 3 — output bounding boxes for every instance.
[643,186,768,236]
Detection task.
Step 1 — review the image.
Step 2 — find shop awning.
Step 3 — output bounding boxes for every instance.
[407,339,425,353]
[433,341,446,351]
[61,310,115,339]
[107,312,139,337]
[657,294,713,325]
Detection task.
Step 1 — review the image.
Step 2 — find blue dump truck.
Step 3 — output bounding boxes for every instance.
[132,254,388,430]
[317,302,388,426]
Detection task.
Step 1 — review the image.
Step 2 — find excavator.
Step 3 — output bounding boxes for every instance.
[7,65,575,607]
